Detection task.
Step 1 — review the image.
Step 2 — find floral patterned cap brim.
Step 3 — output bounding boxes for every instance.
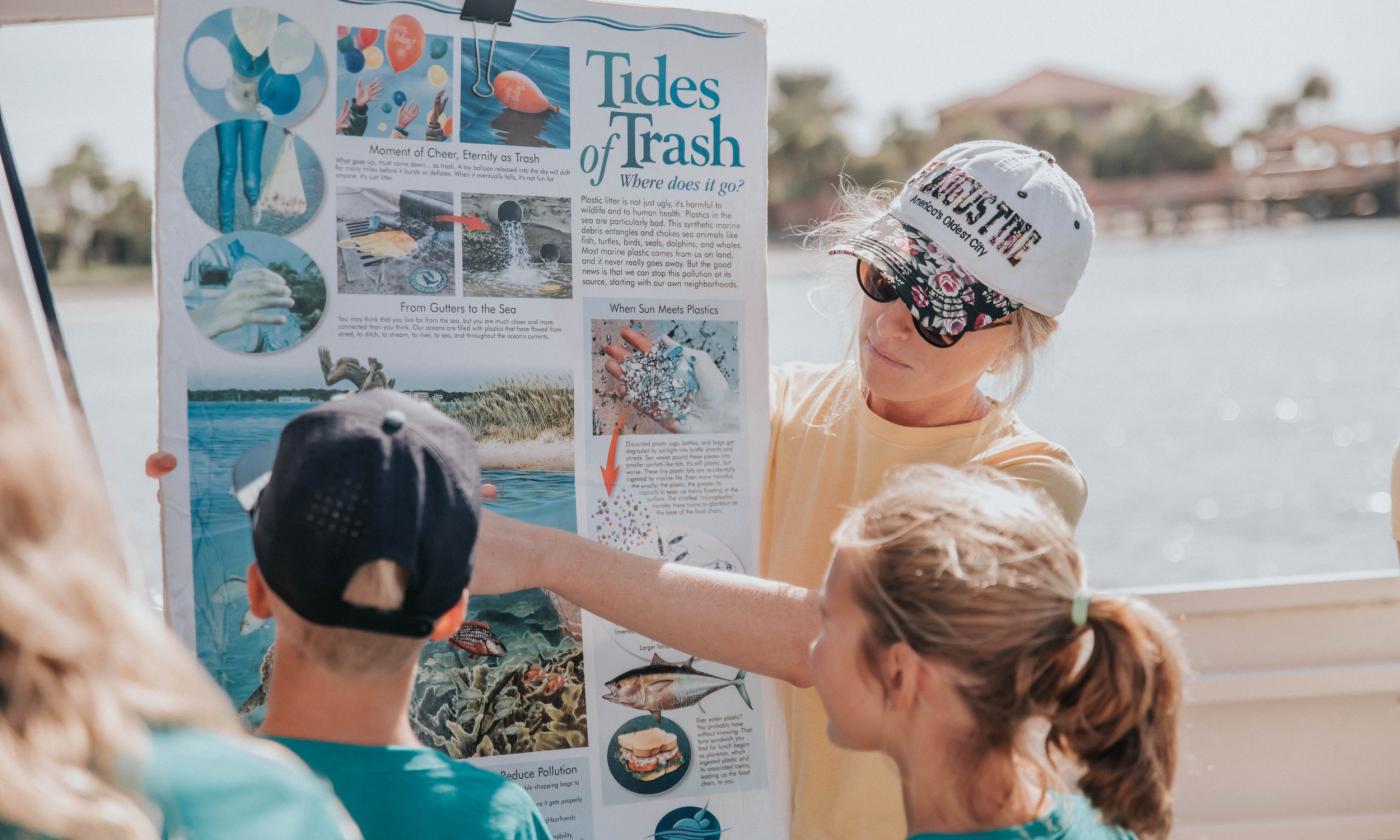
[831,215,1022,340]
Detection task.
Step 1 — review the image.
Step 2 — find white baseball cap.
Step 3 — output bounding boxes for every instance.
[832,140,1095,340]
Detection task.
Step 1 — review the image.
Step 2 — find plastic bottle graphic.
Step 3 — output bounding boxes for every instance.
[227,238,301,352]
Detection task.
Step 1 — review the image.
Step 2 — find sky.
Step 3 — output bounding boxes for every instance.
[2,0,1398,192]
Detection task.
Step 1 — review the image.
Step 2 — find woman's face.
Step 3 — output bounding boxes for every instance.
[856,260,1016,409]
[810,549,889,751]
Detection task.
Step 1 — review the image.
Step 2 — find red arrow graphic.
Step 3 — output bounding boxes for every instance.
[601,406,627,496]
[431,214,492,231]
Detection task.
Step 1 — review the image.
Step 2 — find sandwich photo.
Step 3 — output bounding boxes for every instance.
[616,727,683,783]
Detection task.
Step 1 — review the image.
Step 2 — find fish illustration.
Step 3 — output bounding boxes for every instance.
[604,654,751,722]
[449,620,507,658]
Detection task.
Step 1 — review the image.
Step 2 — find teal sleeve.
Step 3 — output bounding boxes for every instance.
[525,808,553,840]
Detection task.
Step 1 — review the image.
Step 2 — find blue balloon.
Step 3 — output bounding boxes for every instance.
[380,102,392,113]
[343,48,365,74]
[257,70,301,116]
[429,38,448,59]
[229,36,269,78]
[393,90,407,107]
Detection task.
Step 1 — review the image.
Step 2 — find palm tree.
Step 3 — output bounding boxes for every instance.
[1184,83,1221,125]
[47,141,116,271]
[768,71,852,205]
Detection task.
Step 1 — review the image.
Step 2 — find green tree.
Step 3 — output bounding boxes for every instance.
[768,71,852,205]
[850,110,938,186]
[1183,83,1221,125]
[1092,105,1223,178]
[94,179,153,264]
[1300,73,1332,103]
[47,140,115,270]
[1019,107,1090,177]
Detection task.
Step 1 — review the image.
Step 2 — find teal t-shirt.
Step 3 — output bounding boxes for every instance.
[907,794,1135,840]
[268,736,552,840]
[1,727,359,840]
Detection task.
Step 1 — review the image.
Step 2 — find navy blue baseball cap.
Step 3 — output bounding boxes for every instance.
[234,389,482,638]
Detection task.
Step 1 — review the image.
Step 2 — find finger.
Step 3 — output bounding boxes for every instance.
[601,343,628,362]
[145,451,177,478]
[662,418,683,434]
[619,327,653,353]
[481,483,498,501]
[249,313,289,326]
[243,290,294,308]
[604,359,624,382]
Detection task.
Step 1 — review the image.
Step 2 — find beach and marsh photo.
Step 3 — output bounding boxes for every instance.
[459,40,569,149]
[336,187,455,295]
[592,318,740,435]
[184,354,585,757]
[182,7,326,126]
[335,17,453,141]
[181,231,325,354]
[461,192,572,298]
[183,122,323,236]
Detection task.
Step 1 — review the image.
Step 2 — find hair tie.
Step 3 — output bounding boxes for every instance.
[1070,589,1092,627]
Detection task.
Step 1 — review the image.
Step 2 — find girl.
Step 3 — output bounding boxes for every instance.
[812,463,1183,839]
[0,301,358,840]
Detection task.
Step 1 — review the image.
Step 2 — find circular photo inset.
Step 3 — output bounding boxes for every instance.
[184,7,327,125]
[637,524,744,574]
[183,232,326,354]
[606,715,690,796]
[183,123,324,235]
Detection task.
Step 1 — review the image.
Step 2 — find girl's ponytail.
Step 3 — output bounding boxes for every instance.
[1048,594,1185,839]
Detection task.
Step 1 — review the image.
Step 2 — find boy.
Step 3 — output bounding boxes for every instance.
[236,389,550,840]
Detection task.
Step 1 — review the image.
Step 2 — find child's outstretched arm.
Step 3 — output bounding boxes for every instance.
[473,509,820,688]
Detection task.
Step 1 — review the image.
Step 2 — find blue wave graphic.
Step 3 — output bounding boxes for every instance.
[335,0,743,38]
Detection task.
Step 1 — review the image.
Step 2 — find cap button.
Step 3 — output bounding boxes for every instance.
[1038,149,1056,166]
[382,409,406,432]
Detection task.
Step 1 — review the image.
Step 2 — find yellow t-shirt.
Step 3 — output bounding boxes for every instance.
[761,361,1088,840]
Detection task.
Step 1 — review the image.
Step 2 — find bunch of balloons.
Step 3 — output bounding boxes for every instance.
[186,7,318,118]
[339,16,425,75]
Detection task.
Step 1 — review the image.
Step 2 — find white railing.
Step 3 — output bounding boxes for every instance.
[1140,571,1400,838]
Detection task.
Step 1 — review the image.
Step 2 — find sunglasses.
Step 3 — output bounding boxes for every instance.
[855,261,1014,349]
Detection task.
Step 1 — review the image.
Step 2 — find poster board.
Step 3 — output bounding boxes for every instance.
[155,1,781,837]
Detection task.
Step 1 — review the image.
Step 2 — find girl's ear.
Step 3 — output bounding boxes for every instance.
[881,642,922,712]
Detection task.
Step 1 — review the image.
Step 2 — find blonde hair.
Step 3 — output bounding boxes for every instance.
[269,559,427,678]
[832,464,1183,838]
[802,177,1058,408]
[0,303,240,839]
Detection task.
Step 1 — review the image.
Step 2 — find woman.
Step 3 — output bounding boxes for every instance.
[0,301,358,840]
[473,140,1096,839]
[146,138,1097,838]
